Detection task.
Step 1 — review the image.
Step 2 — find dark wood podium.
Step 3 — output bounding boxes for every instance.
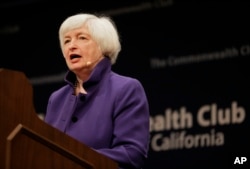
[0,68,118,169]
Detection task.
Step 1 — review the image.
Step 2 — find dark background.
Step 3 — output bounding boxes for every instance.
[1,0,249,168]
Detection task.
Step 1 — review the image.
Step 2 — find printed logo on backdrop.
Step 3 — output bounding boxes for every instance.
[149,101,246,151]
[150,44,250,68]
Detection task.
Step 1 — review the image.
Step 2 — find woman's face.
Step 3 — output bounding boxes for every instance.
[62,25,103,72]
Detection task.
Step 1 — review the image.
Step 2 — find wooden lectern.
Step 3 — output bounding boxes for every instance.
[0,68,118,169]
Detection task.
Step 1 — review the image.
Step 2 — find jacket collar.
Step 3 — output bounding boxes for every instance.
[64,57,111,88]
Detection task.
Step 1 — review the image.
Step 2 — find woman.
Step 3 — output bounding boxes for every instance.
[44,13,150,169]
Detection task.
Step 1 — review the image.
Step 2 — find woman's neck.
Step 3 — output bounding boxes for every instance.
[75,78,87,95]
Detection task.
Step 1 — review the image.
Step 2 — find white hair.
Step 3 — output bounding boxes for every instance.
[59,13,121,64]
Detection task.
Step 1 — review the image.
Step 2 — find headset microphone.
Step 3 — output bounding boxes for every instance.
[86,61,91,66]
[85,56,103,67]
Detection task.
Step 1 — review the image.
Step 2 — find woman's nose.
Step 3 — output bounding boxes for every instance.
[68,41,77,49]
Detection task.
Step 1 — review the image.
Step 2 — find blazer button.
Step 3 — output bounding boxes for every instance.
[71,116,78,123]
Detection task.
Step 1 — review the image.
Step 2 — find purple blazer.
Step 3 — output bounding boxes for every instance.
[44,57,150,169]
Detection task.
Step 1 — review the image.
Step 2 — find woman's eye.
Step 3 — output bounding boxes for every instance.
[79,36,86,40]
[64,39,70,44]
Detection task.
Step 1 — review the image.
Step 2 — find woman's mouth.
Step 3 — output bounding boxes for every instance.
[70,54,81,60]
